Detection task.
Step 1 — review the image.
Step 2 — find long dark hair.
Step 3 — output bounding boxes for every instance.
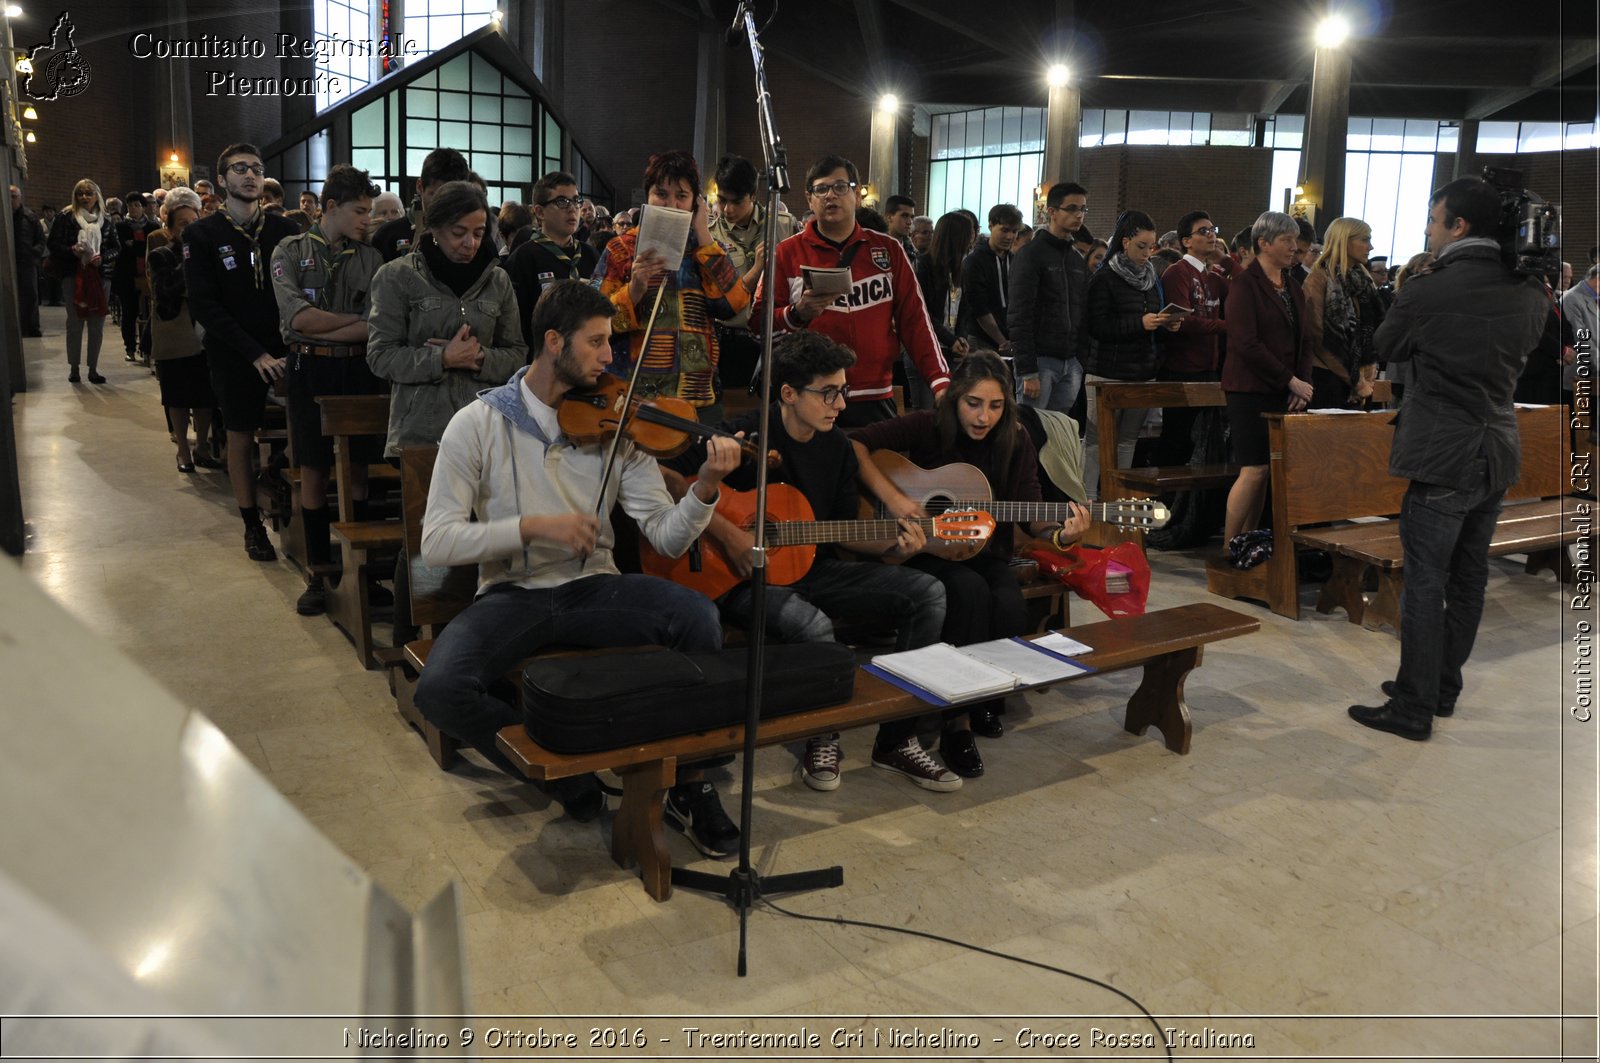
[934,350,1019,492]
[926,211,975,291]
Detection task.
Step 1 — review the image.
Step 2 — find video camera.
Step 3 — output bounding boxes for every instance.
[1482,167,1561,279]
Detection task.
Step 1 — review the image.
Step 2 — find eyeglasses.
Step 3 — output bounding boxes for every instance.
[226,162,265,176]
[1052,203,1087,215]
[1191,226,1218,236]
[540,195,585,210]
[806,180,857,199]
[801,384,850,405]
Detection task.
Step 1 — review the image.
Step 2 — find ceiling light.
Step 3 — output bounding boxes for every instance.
[1314,14,1350,48]
[4,6,22,18]
[21,105,36,120]
[1047,64,1070,88]
[25,130,36,143]
[877,93,899,114]
[169,152,179,162]
[15,55,33,76]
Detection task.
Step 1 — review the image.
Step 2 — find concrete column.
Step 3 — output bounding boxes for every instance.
[1453,119,1480,180]
[522,0,563,107]
[692,19,725,176]
[1297,42,1351,229]
[160,0,195,184]
[1043,82,1081,186]
[868,107,898,207]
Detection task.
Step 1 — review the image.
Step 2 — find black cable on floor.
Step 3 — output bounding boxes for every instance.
[759,895,1175,1063]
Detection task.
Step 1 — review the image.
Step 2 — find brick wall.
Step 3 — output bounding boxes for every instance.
[1074,145,1274,247]
[16,2,158,211]
[722,52,871,218]
[184,3,297,191]
[561,0,700,210]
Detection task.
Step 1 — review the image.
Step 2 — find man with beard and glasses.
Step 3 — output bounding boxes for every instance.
[416,279,745,845]
[183,142,300,561]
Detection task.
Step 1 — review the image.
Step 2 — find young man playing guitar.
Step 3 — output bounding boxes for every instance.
[417,280,747,855]
[661,332,969,793]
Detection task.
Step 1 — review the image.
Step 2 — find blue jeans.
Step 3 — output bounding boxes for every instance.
[717,557,947,743]
[415,574,722,764]
[1393,465,1503,715]
[1017,356,1083,417]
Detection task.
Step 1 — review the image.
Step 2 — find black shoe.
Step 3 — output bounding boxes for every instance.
[391,623,421,649]
[1348,701,1432,741]
[296,577,327,616]
[193,452,222,470]
[87,371,106,384]
[664,781,740,858]
[243,522,277,562]
[68,368,80,383]
[938,729,985,778]
[367,582,395,607]
[176,457,195,474]
[124,351,138,362]
[548,773,605,823]
[1380,680,1454,717]
[969,706,1004,738]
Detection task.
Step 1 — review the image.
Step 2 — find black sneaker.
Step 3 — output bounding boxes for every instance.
[68,367,80,383]
[87,371,106,384]
[664,781,740,858]
[1348,701,1432,741]
[296,577,327,616]
[1381,680,1454,717]
[244,522,277,562]
[548,773,605,823]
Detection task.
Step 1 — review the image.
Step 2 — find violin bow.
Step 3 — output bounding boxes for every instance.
[590,276,672,526]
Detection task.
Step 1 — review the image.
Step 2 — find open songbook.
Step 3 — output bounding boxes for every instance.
[866,637,1093,705]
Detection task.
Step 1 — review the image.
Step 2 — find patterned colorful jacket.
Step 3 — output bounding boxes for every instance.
[594,230,748,407]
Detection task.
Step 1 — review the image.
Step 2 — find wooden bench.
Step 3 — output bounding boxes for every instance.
[494,601,1259,901]
[1087,380,1393,550]
[1205,404,1577,629]
[317,394,403,668]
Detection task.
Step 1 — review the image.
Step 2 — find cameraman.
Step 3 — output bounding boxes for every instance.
[1349,177,1550,740]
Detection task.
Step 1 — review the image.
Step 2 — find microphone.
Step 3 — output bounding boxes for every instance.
[723,0,749,45]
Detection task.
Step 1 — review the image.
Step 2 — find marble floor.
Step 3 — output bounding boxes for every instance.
[9,308,1597,1060]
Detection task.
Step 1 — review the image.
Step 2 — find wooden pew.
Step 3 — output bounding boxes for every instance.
[1088,380,1393,549]
[1205,404,1577,628]
[494,602,1260,901]
[317,395,404,668]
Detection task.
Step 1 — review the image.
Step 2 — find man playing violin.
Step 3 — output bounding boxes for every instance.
[417,279,746,854]
[661,332,964,793]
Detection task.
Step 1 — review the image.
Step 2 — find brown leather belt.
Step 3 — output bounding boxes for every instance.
[290,342,366,358]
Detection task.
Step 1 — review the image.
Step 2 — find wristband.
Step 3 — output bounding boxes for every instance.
[1050,526,1068,551]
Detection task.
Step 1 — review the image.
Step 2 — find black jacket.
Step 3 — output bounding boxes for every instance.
[47,210,120,280]
[1375,241,1550,492]
[913,253,961,353]
[112,217,158,291]
[372,213,420,263]
[1083,262,1162,380]
[504,235,599,342]
[1007,228,1086,376]
[181,209,299,364]
[957,242,1010,346]
[12,205,42,266]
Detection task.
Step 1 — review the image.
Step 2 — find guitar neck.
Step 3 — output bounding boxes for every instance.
[764,518,929,547]
[943,500,1114,523]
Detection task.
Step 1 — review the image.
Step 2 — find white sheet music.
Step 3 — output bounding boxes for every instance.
[961,638,1091,685]
[870,644,1017,701]
[1035,632,1093,656]
[635,205,693,272]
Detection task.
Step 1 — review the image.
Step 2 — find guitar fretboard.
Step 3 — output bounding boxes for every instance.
[763,517,976,547]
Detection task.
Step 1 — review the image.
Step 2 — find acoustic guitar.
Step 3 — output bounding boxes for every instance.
[863,451,1173,562]
[639,481,995,600]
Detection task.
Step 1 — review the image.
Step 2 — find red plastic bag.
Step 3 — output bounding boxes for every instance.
[1021,541,1152,618]
[72,267,108,318]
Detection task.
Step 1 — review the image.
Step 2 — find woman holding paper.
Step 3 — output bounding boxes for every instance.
[594,150,748,421]
[849,352,1092,778]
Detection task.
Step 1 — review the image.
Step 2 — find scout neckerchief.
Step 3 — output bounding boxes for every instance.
[223,204,268,289]
[534,234,584,280]
[303,223,357,310]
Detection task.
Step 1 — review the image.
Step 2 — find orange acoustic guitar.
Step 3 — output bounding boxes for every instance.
[863,451,1173,562]
[639,482,995,600]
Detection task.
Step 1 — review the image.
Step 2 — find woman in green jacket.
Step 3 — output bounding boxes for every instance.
[367,180,527,458]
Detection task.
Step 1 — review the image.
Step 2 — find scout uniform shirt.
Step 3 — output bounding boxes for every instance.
[270,224,384,347]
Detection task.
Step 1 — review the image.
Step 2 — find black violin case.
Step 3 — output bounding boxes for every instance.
[521,643,857,754]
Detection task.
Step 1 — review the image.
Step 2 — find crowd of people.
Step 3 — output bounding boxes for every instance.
[12,136,1589,851]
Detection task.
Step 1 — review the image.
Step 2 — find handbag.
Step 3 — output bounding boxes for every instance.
[72,266,109,319]
[1020,540,1152,619]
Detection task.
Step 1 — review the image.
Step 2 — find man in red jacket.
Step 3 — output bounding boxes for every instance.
[1157,209,1230,465]
[753,154,949,427]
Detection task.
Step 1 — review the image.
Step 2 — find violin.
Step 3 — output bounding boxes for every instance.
[557,373,773,464]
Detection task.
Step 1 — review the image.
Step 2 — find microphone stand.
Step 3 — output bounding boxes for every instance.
[668,0,843,975]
